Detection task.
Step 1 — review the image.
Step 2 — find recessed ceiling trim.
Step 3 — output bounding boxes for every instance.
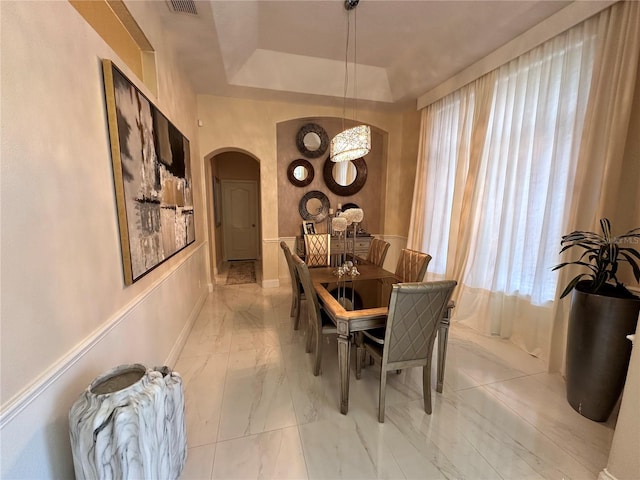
[230,49,393,103]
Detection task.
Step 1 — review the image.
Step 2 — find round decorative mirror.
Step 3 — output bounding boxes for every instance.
[323,156,367,196]
[296,123,329,158]
[287,159,314,187]
[332,162,358,186]
[304,132,322,151]
[298,190,330,222]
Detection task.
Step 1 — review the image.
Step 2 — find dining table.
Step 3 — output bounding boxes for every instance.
[309,259,454,415]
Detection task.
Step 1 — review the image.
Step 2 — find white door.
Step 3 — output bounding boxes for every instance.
[222,180,259,260]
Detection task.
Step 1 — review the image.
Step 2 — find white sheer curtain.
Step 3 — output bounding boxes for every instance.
[549,1,640,372]
[408,12,600,359]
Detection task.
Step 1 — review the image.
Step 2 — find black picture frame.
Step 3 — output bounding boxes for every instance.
[303,222,316,234]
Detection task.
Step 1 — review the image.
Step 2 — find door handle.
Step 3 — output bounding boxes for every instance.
[252,224,256,227]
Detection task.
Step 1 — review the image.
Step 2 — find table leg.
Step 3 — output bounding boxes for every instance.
[436,304,453,393]
[337,333,351,414]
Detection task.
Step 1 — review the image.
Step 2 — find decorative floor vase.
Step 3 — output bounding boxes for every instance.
[69,364,187,479]
[566,287,640,422]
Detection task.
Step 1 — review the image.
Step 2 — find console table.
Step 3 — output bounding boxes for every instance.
[296,235,373,265]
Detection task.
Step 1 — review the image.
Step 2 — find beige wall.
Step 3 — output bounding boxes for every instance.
[0,1,208,477]
[196,95,418,284]
[217,152,261,181]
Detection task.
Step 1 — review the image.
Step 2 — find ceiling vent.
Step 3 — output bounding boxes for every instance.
[166,0,198,16]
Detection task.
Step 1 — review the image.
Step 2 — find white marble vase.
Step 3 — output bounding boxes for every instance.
[69,364,187,480]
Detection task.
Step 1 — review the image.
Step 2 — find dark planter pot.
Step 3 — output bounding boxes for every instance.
[566,283,640,421]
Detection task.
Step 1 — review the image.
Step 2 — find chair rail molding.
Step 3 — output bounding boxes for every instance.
[598,468,619,480]
[0,243,208,429]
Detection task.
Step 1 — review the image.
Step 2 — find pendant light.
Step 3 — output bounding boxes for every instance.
[330,0,371,163]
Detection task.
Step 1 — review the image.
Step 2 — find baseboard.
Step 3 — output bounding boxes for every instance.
[598,468,618,480]
[164,287,208,367]
[262,278,280,288]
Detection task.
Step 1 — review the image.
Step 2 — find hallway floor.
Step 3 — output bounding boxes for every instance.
[178,283,614,479]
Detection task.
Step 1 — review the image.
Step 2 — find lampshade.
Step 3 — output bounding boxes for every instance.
[330,125,371,163]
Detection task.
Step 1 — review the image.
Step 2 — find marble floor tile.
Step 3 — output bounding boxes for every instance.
[175,352,229,447]
[217,347,298,441]
[212,426,307,480]
[299,416,407,479]
[484,373,614,475]
[173,285,614,480]
[228,324,282,353]
[181,312,233,357]
[452,385,598,480]
[181,444,215,480]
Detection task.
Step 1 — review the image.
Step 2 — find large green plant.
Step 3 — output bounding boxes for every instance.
[553,218,640,299]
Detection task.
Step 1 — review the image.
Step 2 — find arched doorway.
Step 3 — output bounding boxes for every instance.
[205,150,261,285]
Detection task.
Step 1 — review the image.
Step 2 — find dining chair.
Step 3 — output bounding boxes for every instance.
[366,238,390,267]
[304,233,331,267]
[280,241,304,330]
[293,253,338,376]
[394,248,432,282]
[355,280,457,422]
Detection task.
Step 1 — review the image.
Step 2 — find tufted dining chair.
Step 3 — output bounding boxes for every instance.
[293,253,338,376]
[394,248,432,282]
[366,238,390,268]
[280,241,304,330]
[304,233,331,267]
[356,280,457,422]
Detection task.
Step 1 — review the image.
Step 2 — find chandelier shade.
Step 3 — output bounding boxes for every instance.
[330,125,371,163]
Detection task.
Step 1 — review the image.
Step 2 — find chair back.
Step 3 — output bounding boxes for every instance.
[304,233,331,267]
[293,254,323,334]
[280,241,301,297]
[366,238,390,267]
[383,281,457,365]
[394,248,432,282]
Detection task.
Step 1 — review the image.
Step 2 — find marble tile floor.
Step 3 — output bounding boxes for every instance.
[178,283,614,480]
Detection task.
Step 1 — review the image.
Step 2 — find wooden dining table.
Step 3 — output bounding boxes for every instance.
[310,260,454,415]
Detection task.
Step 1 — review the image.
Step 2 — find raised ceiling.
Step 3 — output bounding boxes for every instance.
[149,0,572,110]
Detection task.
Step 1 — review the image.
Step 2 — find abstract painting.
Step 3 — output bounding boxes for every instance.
[102,60,195,285]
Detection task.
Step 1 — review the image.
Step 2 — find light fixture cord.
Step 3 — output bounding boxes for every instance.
[354,5,358,122]
[342,8,351,131]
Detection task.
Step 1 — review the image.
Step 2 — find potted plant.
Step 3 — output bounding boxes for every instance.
[553,218,640,421]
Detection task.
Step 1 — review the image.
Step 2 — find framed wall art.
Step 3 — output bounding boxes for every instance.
[102,59,195,285]
[303,222,316,235]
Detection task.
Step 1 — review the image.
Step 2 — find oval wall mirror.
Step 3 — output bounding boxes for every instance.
[299,190,330,222]
[287,158,314,187]
[296,123,329,158]
[323,156,367,196]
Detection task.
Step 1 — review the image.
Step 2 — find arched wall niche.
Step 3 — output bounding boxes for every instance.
[276,116,388,238]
